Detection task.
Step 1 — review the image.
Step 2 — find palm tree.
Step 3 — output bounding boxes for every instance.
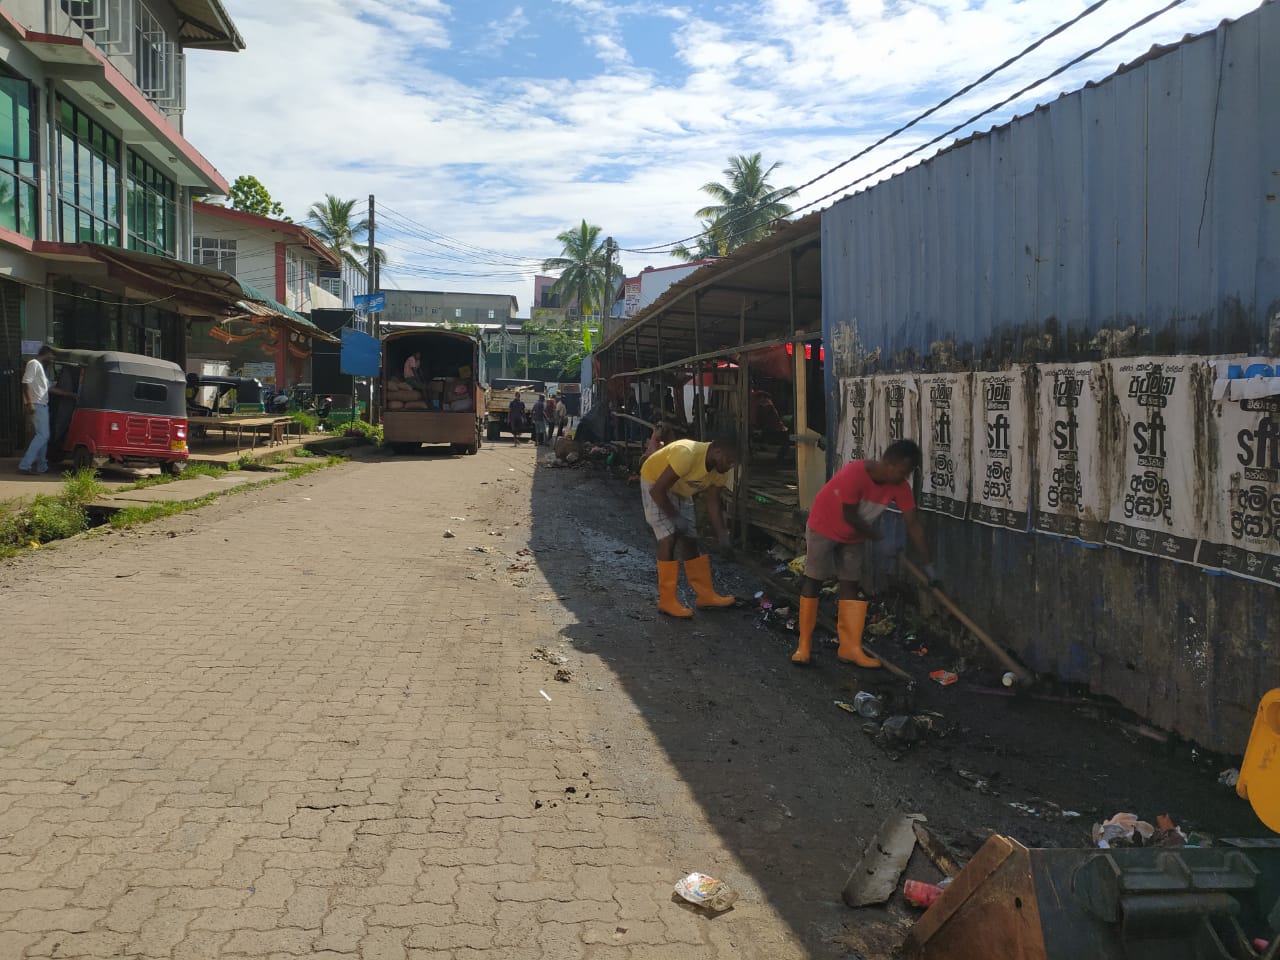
[541,220,623,322]
[693,153,794,255]
[670,219,730,262]
[306,195,384,271]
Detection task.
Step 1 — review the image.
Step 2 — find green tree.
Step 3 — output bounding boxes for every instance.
[227,174,289,220]
[670,218,730,262]
[692,152,794,255]
[518,321,596,379]
[306,194,384,271]
[541,220,623,320]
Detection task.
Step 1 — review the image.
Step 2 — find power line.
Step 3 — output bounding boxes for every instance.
[620,0,1134,255]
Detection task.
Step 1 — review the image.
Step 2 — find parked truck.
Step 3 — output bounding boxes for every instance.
[381,329,486,455]
[485,377,544,441]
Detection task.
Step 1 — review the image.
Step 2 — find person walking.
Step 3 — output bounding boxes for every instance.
[530,394,548,446]
[639,436,739,618]
[508,392,528,444]
[17,345,55,475]
[791,439,939,668]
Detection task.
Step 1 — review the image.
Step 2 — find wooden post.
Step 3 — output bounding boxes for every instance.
[736,298,750,546]
[693,293,705,441]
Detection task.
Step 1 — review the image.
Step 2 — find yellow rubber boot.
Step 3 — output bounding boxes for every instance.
[836,599,881,668]
[684,554,735,609]
[657,560,693,618]
[791,596,819,665]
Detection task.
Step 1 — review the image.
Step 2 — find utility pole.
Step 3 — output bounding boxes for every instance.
[367,193,377,424]
[598,236,615,347]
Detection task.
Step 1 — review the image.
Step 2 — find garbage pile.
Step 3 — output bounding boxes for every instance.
[542,438,633,479]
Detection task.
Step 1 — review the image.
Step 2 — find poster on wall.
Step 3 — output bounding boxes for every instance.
[971,367,1032,531]
[1033,363,1109,543]
[1195,357,1280,586]
[869,374,920,455]
[918,373,971,519]
[1103,357,1207,563]
[834,376,874,470]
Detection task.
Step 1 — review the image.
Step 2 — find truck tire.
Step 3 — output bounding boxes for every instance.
[72,445,94,474]
[487,421,502,442]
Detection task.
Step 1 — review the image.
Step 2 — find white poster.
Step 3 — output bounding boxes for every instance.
[971,367,1032,531]
[918,373,971,519]
[1196,357,1280,587]
[868,374,920,455]
[1103,357,1208,563]
[1033,363,1109,543]
[834,376,874,470]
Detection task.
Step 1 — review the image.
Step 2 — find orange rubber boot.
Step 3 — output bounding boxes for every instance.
[683,554,735,609]
[657,560,693,618]
[791,595,820,665]
[836,599,881,668]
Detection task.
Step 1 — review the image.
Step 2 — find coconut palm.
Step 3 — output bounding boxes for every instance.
[541,220,623,320]
[693,153,794,255]
[306,194,384,271]
[670,219,730,262]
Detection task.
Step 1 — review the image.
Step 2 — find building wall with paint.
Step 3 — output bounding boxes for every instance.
[820,2,1280,753]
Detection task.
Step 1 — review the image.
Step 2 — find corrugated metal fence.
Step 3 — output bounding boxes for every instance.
[821,1,1279,752]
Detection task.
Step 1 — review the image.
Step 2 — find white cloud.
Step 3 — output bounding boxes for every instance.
[184,0,1266,304]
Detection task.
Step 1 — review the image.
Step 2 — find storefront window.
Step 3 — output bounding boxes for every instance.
[0,69,38,238]
[57,98,121,246]
[126,151,176,257]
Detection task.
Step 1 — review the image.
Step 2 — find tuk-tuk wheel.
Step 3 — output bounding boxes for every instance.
[164,460,187,477]
[71,446,94,474]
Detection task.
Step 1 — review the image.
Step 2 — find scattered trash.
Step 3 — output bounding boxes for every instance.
[554,668,572,683]
[450,516,466,521]
[881,715,923,743]
[835,701,858,715]
[787,555,806,576]
[532,647,568,666]
[955,769,996,796]
[1093,812,1155,848]
[466,545,488,553]
[912,822,964,879]
[929,670,959,687]
[853,691,885,719]
[867,616,896,637]
[842,814,924,907]
[1002,671,1019,688]
[903,879,945,908]
[539,690,552,702]
[910,645,929,657]
[1008,799,1076,820]
[1219,768,1240,788]
[673,872,739,913]
[443,530,456,538]
[517,547,533,557]
[508,562,532,573]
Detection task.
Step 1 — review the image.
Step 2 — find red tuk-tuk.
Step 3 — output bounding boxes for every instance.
[57,350,189,475]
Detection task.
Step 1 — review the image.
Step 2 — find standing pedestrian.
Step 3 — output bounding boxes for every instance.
[508,392,527,444]
[531,394,548,446]
[791,439,939,668]
[17,344,56,475]
[554,395,569,437]
[639,436,739,618]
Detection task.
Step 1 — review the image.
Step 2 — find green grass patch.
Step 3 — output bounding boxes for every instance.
[0,470,106,556]
[289,409,318,434]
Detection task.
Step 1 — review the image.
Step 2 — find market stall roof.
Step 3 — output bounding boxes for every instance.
[32,241,336,342]
[596,211,823,378]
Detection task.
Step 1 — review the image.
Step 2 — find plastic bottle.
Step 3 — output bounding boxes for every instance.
[903,880,944,908]
[853,691,884,719]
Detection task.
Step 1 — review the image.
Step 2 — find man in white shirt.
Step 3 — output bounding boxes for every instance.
[18,344,55,475]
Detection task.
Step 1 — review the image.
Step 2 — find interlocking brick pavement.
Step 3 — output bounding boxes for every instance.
[0,444,809,959]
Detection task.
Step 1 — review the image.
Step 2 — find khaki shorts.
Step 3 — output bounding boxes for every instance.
[804,528,864,582]
[642,480,695,540]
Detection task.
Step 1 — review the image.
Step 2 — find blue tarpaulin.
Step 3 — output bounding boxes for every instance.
[340,328,381,377]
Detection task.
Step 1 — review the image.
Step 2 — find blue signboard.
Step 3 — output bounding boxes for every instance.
[340,328,381,377]
[353,292,386,313]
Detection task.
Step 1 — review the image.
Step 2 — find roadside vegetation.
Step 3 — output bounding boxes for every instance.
[0,456,345,557]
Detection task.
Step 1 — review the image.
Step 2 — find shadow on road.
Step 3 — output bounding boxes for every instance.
[525,460,1264,958]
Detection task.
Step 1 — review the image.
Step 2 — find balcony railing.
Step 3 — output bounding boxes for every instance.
[59,0,186,120]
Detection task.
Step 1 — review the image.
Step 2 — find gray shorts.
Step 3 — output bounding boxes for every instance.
[804,528,864,582]
[642,480,695,540]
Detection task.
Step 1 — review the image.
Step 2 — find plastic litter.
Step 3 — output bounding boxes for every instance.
[673,872,739,912]
[1219,768,1241,788]
[929,670,959,687]
[1092,812,1155,848]
[853,691,885,719]
[903,879,944,908]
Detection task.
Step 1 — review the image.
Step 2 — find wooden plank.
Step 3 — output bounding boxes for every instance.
[913,821,965,879]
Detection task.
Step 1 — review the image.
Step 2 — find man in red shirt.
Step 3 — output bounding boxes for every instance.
[792,439,938,667]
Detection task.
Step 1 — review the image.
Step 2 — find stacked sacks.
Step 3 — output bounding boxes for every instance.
[385,377,428,410]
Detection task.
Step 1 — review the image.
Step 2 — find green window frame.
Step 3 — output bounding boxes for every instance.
[0,68,39,239]
[126,151,176,257]
[56,97,121,246]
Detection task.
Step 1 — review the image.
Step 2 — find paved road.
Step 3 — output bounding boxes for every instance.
[0,443,812,960]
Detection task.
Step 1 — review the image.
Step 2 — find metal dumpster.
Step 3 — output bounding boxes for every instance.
[905,835,1280,960]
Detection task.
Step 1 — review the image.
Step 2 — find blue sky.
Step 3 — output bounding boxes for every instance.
[184,0,1266,311]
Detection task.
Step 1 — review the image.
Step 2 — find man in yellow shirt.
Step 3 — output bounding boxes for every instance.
[639,437,739,617]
